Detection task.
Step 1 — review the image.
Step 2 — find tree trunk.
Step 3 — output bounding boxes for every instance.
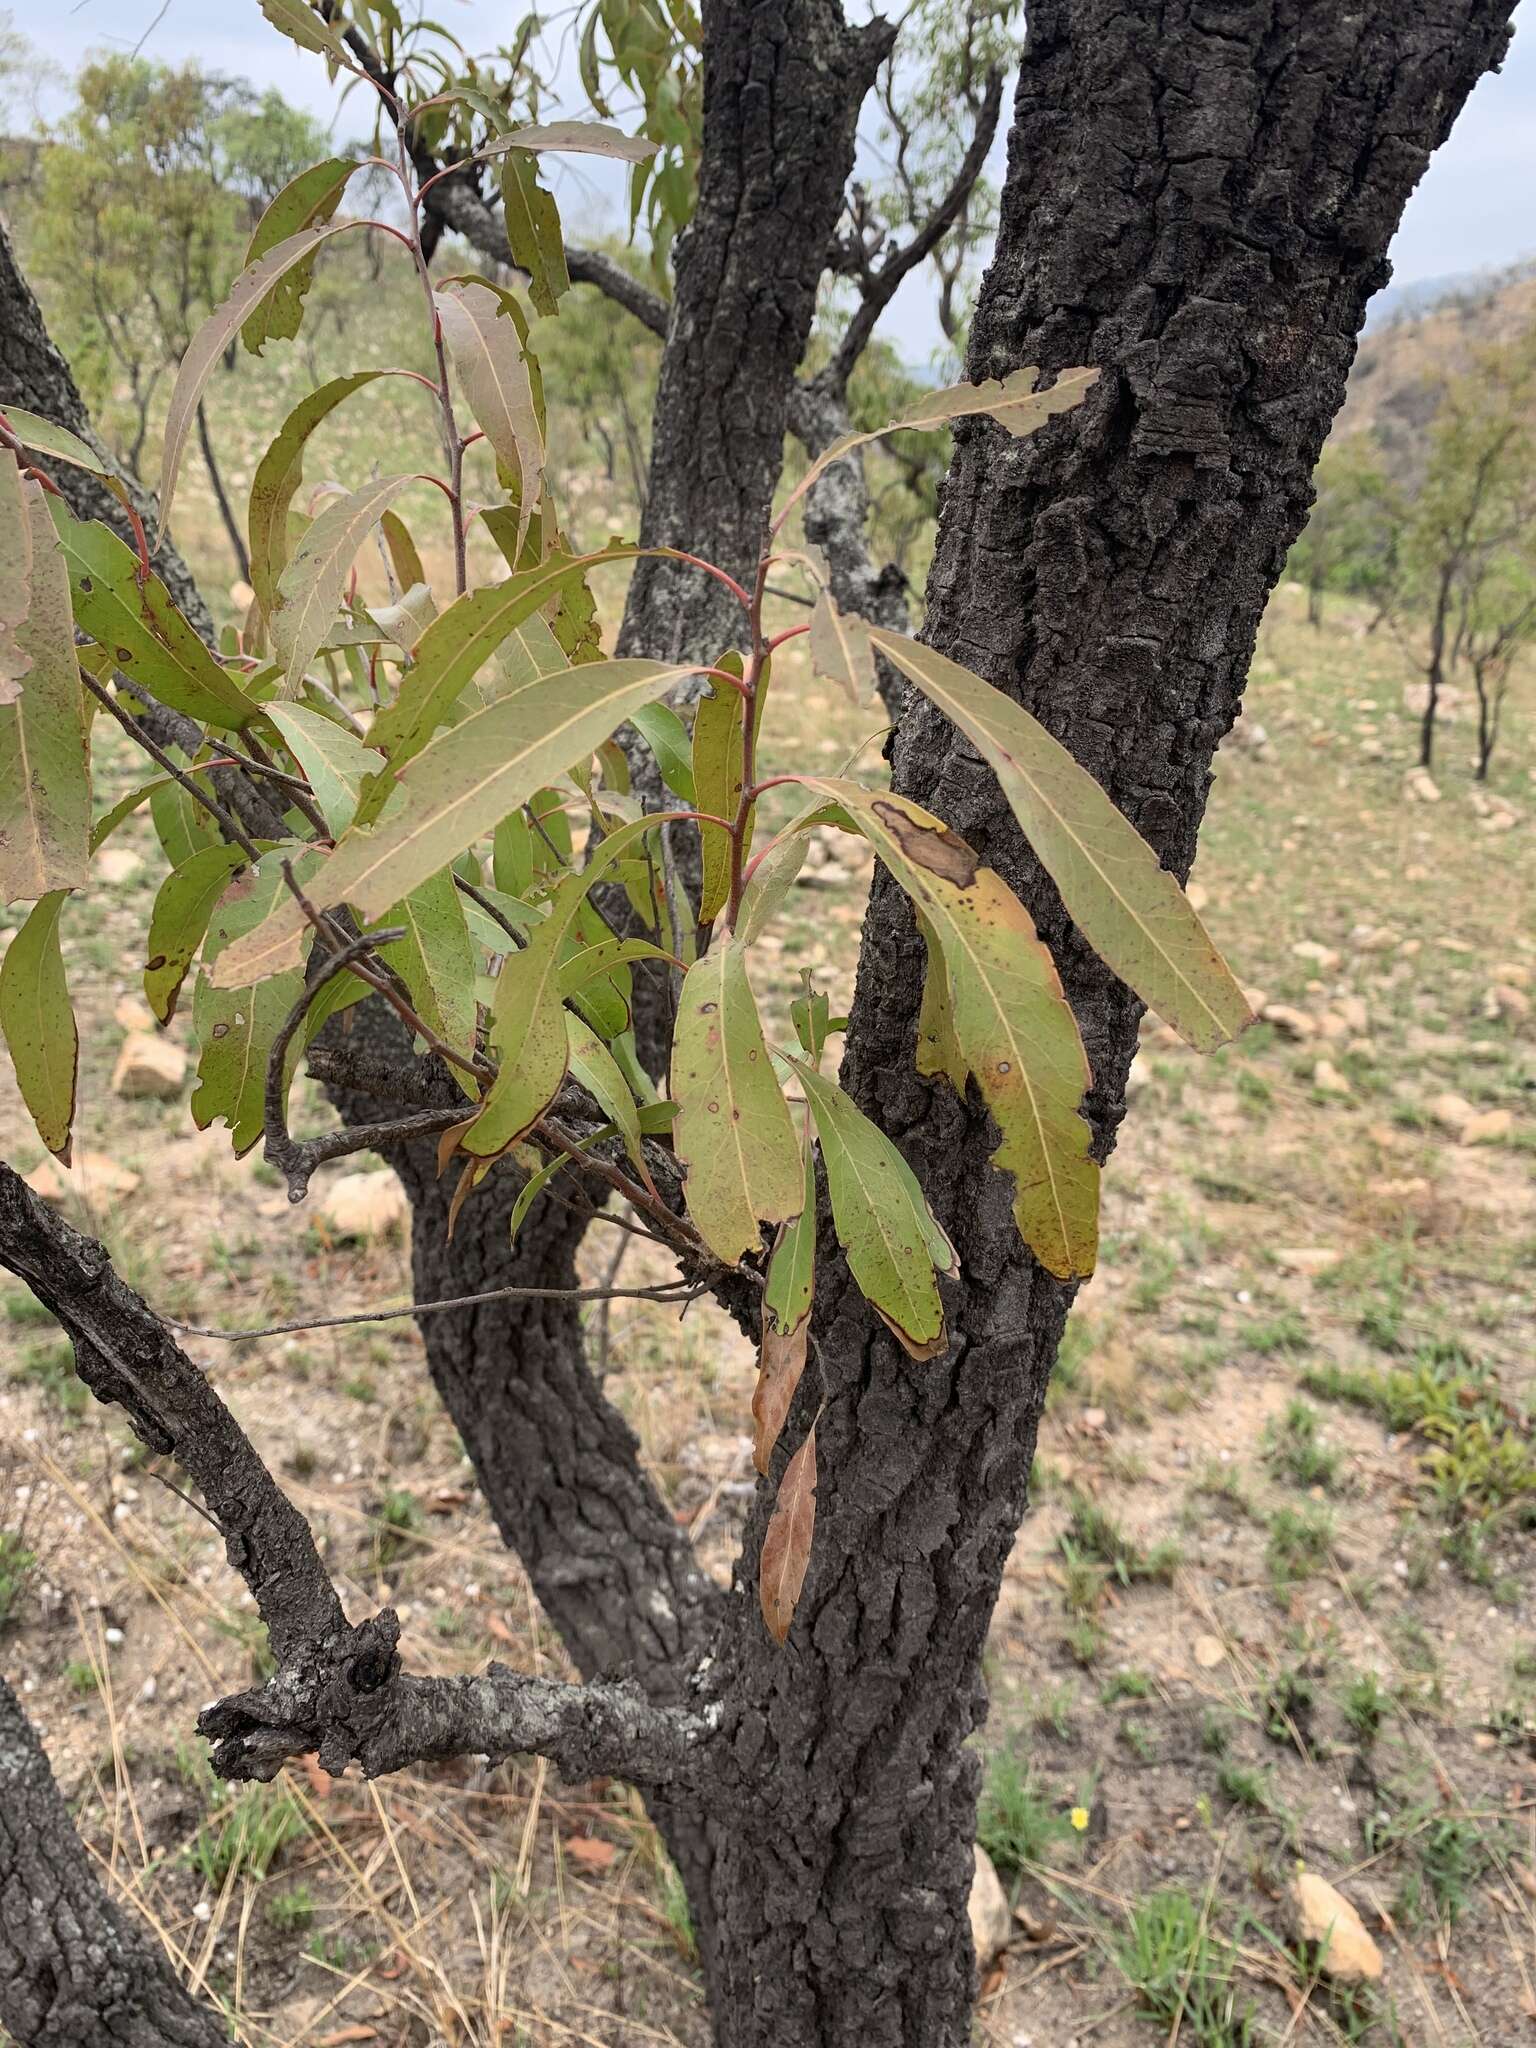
[688,4,1515,2042]
[0,1678,227,2048]
[615,0,892,662]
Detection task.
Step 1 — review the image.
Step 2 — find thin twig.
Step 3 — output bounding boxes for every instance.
[167,1277,712,1343]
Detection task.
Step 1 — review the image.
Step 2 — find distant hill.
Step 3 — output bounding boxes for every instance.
[1340,261,1536,452]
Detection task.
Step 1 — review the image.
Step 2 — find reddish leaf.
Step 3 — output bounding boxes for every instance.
[752,1314,808,1477]
[760,1426,818,1644]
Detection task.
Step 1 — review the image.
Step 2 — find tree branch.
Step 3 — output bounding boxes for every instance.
[0,1160,716,1791]
[822,68,1003,395]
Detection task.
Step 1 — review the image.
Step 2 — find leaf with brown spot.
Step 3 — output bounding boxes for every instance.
[867,631,1251,1053]
[760,1425,817,1644]
[792,779,1097,1279]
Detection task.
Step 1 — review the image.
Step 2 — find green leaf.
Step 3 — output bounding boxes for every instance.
[264,703,381,836]
[462,815,659,1157]
[258,0,354,64]
[91,775,173,854]
[0,485,90,898]
[508,1125,613,1242]
[763,1140,816,1339]
[52,505,257,731]
[786,1052,954,1360]
[735,834,807,945]
[380,509,425,593]
[630,701,696,803]
[0,448,33,692]
[0,406,111,480]
[241,157,356,354]
[376,868,477,1076]
[435,279,544,559]
[671,940,804,1266]
[867,632,1252,1053]
[500,150,569,320]
[157,220,367,543]
[0,890,77,1159]
[143,845,248,1024]
[363,545,643,776]
[247,371,406,615]
[565,1011,648,1178]
[692,664,743,925]
[215,659,702,987]
[149,749,220,869]
[191,850,312,1156]
[799,779,1097,1280]
[271,475,417,696]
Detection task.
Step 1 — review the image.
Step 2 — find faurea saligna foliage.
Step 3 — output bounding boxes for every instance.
[0,0,1250,1646]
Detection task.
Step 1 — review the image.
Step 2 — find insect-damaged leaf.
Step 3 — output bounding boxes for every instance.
[786,1053,954,1360]
[760,1425,817,1644]
[807,587,876,703]
[867,631,1252,1054]
[143,844,248,1024]
[52,505,258,731]
[271,474,417,697]
[0,485,89,898]
[214,659,700,987]
[264,703,382,835]
[157,220,367,543]
[781,366,1100,523]
[0,891,77,1160]
[241,157,356,354]
[671,940,804,1267]
[486,120,661,162]
[434,279,544,560]
[797,778,1098,1280]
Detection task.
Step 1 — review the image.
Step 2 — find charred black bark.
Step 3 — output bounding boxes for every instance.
[0,1680,227,2048]
[615,0,892,662]
[693,4,1516,2044]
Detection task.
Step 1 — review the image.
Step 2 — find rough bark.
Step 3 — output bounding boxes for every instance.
[691,4,1516,2044]
[0,1677,227,2048]
[615,0,893,662]
[0,219,213,639]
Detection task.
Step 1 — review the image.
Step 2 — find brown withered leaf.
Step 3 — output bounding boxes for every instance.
[752,1313,809,1476]
[760,1425,818,1644]
[564,1834,619,1871]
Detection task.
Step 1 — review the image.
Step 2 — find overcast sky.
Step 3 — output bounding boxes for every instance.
[10,0,1533,364]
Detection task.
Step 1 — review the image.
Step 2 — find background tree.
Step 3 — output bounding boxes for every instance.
[0,4,1518,2047]
[1286,436,1404,627]
[1393,325,1536,772]
[22,56,327,571]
